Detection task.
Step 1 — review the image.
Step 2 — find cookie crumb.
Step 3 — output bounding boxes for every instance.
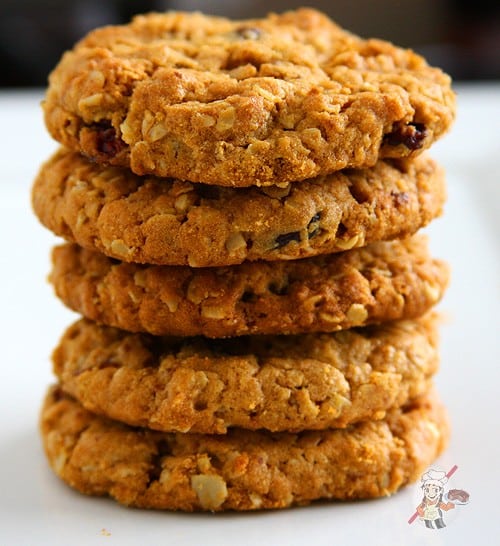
[100,528,111,536]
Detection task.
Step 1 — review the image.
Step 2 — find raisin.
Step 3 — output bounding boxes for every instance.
[307,212,321,239]
[384,123,427,151]
[94,122,125,157]
[274,213,321,249]
[274,231,301,248]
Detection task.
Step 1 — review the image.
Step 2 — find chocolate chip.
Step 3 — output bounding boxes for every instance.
[94,122,125,157]
[384,123,427,151]
[236,27,262,40]
[274,231,301,249]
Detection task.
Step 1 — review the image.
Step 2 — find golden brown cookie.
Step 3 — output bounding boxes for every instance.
[53,315,440,434]
[42,9,455,186]
[40,385,449,511]
[49,236,449,338]
[32,148,446,267]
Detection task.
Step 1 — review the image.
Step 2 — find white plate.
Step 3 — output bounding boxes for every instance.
[1,86,499,545]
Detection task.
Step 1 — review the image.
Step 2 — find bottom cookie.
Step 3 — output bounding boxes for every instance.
[40,385,448,511]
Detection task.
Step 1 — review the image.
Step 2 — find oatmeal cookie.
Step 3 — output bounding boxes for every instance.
[53,315,439,434]
[40,386,448,510]
[42,8,455,186]
[32,148,445,267]
[50,236,449,337]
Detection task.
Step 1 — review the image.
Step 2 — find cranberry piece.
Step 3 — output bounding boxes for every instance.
[391,191,410,206]
[384,123,427,151]
[94,122,125,157]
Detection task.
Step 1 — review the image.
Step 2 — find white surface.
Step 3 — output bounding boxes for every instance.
[0,85,499,545]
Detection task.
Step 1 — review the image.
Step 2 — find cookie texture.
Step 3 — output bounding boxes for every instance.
[40,386,448,511]
[32,148,445,267]
[50,236,449,337]
[42,8,455,186]
[53,315,439,434]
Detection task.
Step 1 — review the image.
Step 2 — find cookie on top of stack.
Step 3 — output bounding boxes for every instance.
[32,8,455,511]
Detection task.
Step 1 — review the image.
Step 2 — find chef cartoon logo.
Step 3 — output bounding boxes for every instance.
[408,465,470,529]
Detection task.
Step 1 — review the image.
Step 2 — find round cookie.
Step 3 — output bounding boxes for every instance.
[32,148,446,267]
[49,236,449,338]
[53,315,440,434]
[42,8,455,186]
[40,386,449,511]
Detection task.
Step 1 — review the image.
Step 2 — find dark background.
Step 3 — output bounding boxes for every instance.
[1,0,499,87]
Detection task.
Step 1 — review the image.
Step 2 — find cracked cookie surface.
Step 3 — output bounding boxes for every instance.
[33,148,445,267]
[53,315,440,434]
[42,8,455,186]
[49,236,449,337]
[40,386,448,511]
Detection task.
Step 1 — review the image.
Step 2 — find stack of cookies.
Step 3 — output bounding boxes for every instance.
[32,8,455,511]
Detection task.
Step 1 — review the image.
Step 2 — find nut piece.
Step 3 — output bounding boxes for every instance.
[78,93,104,108]
[225,232,247,254]
[249,492,263,508]
[261,184,291,199]
[191,474,228,510]
[215,107,236,131]
[255,86,279,103]
[87,69,105,87]
[319,312,342,324]
[186,279,206,304]
[148,122,168,142]
[75,210,88,229]
[201,304,227,319]
[425,420,441,440]
[229,64,258,79]
[133,270,147,288]
[109,239,132,258]
[336,234,364,250]
[423,281,441,302]
[198,114,216,127]
[174,193,193,213]
[197,454,212,474]
[346,303,368,323]
[160,293,180,313]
